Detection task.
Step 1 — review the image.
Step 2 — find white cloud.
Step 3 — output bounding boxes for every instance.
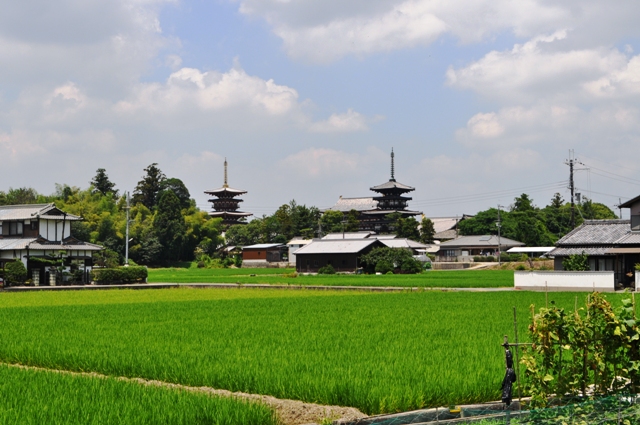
[280,147,387,178]
[447,31,629,103]
[236,0,640,63]
[309,109,370,133]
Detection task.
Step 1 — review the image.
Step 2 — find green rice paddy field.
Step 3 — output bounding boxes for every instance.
[0,288,625,418]
[0,365,277,425]
[148,267,513,287]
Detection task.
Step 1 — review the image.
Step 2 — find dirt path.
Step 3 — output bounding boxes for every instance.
[2,363,366,425]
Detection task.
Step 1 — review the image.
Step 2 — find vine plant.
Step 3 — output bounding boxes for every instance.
[521,293,640,408]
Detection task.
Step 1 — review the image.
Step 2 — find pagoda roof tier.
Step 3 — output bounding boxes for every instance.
[370,180,415,193]
[209,211,253,218]
[361,209,422,216]
[204,187,247,195]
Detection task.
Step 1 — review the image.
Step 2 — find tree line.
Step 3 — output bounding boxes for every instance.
[458,193,617,245]
[0,169,617,267]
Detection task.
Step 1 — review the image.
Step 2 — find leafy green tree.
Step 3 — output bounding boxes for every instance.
[360,247,422,274]
[5,187,39,205]
[562,252,589,271]
[133,163,166,210]
[153,190,187,263]
[420,217,435,244]
[90,168,118,197]
[344,209,360,232]
[320,210,345,234]
[159,178,191,210]
[578,197,617,220]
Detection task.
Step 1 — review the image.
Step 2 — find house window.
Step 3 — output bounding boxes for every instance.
[9,222,23,236]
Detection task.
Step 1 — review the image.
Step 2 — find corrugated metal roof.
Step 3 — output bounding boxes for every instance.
[326,197,378,212]
[439,235,524,248]
[322,232,373,240]
[295,239,381,255]
[556,220,631,245]
[243,243,284,249]
[507,247,555,253]
[372,235,397,240]
[286,239,312,246]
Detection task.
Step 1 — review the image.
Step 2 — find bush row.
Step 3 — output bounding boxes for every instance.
[472,253,531,263]
[91,266,148,284]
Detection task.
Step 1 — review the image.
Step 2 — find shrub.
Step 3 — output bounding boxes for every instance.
[485,256,496,262]
[562,252,589,271]
[375,260,394,274]
[318,264,336,275]
[92,266,148,284]
[635,263,640,271]
[400,258,422,274]
[473,256,483,263]
[5,261,27,285]
[515,264,526,271]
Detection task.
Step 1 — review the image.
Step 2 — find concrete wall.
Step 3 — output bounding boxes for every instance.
[636,273,640,292]
[515,271,615,292]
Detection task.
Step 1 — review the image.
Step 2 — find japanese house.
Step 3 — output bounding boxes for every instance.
[0,204,102,285]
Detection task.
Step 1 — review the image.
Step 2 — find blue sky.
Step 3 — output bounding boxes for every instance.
[1,0,640,218]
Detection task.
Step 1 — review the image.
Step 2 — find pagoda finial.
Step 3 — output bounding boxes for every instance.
[223,158,228,188]
[390,148,396,182]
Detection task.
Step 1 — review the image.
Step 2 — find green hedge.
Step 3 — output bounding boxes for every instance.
[4,261,27,285]
[91,266,148,284]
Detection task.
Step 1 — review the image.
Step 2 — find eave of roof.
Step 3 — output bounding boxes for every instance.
[294,239,382,255]
[370,180,415,191]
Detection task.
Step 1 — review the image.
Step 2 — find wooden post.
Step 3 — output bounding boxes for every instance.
[513,307,523,407]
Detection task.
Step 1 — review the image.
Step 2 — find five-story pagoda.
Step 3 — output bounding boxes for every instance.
[205,159,252,225]
[364,148,421,231]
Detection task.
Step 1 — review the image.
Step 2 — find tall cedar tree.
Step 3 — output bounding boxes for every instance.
[90,168,118,197]
[159,178,191,210]
[420,217,435,244]
[133,163,166,210]
[153,190,187,263]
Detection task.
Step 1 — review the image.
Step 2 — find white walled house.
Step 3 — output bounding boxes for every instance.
[0,204,102,285]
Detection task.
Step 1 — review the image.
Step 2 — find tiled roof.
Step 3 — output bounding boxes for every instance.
[294,239,382,255]
[204,187,247,195]
[370,180,415,191]
[439,235,525,248]
[326,197,378,212]
[555,220,631,246]
[0,238,35,250]
[380,239,427,249]
[434,229,458,240]
[549,247,613,256]
[431,217,460,234]
[0,238,102,251]
[0,204,81,221]
[614,232,640,244]
[322,232,373,240]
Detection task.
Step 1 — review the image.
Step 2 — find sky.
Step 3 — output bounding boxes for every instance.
[2,0,640,218]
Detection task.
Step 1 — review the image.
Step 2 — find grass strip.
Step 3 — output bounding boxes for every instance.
[0,364,278,425]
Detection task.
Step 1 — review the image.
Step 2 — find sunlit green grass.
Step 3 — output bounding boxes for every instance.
[148,268,513,288]
[0,364,278,425]
[0,288,615,415]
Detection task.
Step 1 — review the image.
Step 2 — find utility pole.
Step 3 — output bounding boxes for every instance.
[125,191,130,266]
[565,150,575,229]
[497,205,503,266]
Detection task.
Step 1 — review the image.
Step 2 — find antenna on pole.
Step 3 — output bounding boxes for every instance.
[223,158,229,188]
[390,148,396,182]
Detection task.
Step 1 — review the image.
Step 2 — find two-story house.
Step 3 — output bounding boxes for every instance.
[0,204,102,285]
